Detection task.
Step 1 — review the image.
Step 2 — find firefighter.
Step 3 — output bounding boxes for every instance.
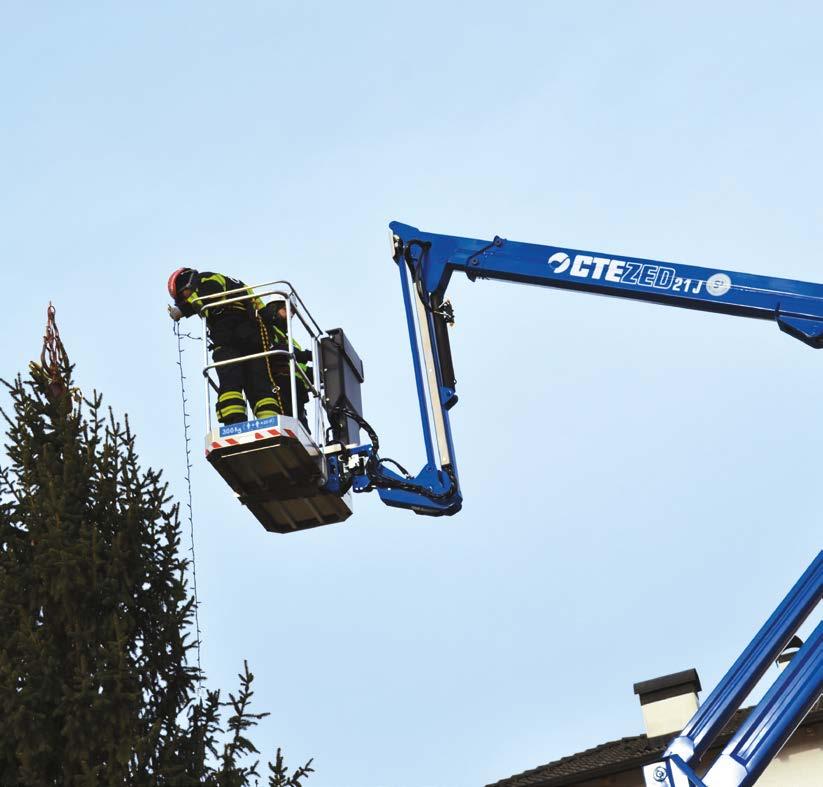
[167,268,281,425]
[259,299,313,428]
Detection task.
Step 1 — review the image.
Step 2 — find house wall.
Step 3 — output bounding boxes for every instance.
[752,718,823,787]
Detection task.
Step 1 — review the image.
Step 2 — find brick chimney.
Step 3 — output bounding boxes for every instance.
[633,668,702,737]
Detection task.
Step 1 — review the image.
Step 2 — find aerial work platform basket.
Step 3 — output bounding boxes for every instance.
[198,281,364,534]
[205,414,353,533]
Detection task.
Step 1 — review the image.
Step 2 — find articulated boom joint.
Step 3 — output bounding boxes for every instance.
[643,756,705,787]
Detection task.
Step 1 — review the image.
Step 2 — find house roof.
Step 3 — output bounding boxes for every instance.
[487,699,823,787]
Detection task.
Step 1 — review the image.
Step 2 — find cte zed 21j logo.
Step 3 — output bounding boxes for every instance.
[547,252,732,297]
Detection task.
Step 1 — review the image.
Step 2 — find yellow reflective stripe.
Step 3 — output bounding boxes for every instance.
[272,326,303,351]
[218,391,244,403]
[200,274,245,314]
[217,405,247,416]
[200,273,226,312]
[254,409,278,418]
[186,291,203,310]
[255,397,279,407]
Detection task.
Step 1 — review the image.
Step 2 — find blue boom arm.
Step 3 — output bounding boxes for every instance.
[644,551,822,787]
[375,221,823,515]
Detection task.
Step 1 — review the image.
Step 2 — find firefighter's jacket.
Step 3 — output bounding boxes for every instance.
[178,273,311,388]
[176,272,262,348]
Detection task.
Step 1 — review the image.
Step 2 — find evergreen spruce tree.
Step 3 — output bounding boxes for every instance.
[0,312,313,786]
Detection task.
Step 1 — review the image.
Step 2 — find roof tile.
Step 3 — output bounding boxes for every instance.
[487,699,823,787]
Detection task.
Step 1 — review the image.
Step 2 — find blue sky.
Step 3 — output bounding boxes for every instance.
[1,3,822,786]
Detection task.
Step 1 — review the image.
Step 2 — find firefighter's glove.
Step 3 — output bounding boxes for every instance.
[295,349,313,363]
[168,305,183,322]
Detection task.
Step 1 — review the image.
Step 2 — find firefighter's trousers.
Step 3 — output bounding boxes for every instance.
[209,316,280,424]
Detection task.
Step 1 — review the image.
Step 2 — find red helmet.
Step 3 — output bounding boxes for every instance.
[167,267,199,299]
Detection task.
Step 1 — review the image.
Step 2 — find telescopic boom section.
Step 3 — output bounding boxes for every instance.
[386,221,823,517]
[390,221,823,347]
